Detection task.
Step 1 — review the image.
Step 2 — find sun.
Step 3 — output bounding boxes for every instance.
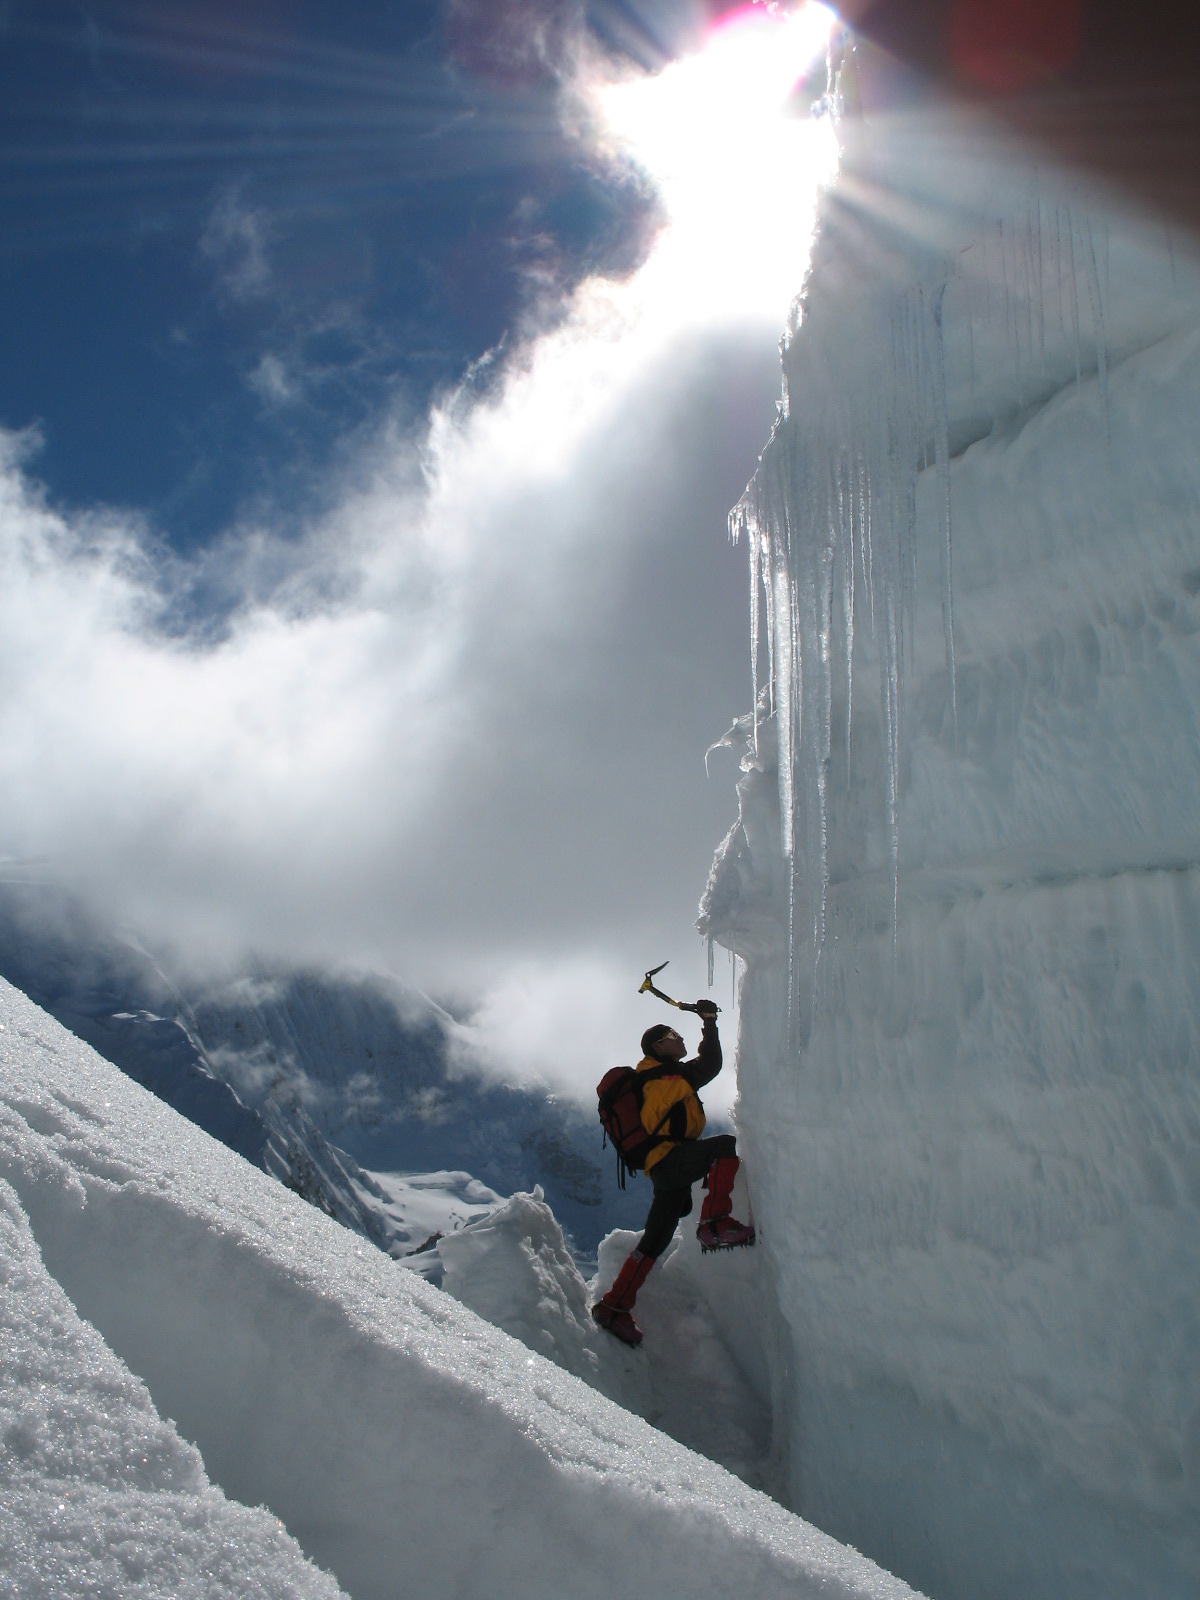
[592,2,839,326]
[425,5,840,491]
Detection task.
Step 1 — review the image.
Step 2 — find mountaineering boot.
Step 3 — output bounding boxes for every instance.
[592,1248,654,1346]
[592,1302,642,1345]
[697,1155,756,1251]
[697,1215,756,1251]
[699,1155,739,1222]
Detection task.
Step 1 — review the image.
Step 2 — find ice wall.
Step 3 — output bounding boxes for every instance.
[702,50,1200,1600]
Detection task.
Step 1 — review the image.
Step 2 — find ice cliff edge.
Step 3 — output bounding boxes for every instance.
[702,42,1200,1600]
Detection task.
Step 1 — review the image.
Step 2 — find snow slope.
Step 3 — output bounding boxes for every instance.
[0,1186,343,1599]
[701,45,1200,1600]
[436,1186,777,1492]
[0,976,919,1600]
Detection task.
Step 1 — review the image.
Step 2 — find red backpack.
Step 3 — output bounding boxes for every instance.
[596,1064,669,1189]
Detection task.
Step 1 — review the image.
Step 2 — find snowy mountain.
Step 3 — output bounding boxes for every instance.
[0,976,918,1600]
[700,40,1200,1600]
[6,31,1198,1600]
[0,883,648,1262]
[181,963,645,1258]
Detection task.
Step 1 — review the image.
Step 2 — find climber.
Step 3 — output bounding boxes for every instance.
[592,1000,755,1347]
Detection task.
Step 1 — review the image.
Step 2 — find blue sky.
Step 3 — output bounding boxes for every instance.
[0,0,834,1099]
[0,0,697,547]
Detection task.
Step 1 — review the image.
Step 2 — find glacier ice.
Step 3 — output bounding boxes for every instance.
[703,42,1200,1600]
[728,169,1183,1036]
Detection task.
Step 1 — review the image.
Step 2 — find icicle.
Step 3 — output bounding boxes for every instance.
[900,384,919,675]
[918,292,930,459]
[814,542,834,957]
[761,511,777,719]
[879,581,901,942]
[1103,218,1111,307]
[1021,207,1036,387]
[928,281,957,736]
[786,850,798,1049]
[1033,187,1046,376]
[1081,211,1111,448]
[982,225,992,327]
[707,932,715,989]
[999,220,1011,366]
[999,219,1023,407]
[841,453,855,782]
[965,264,976,406]
[888,310,916,675]
[858,450,875,638]
[729,152,1128,1071]
[1065,205,1082,387]
[1054,205,1067,344]
[790,555,803,827]
[772,516,795,858]
[747,518,760,753]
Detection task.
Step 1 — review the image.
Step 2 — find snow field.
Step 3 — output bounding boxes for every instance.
[0,979,920,1600]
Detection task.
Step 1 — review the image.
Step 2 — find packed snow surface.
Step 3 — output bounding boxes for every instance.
[0,1181,343,1600]
[702,50,1200,1600]
[436,1186,776,1490]
[0,977,919,1600]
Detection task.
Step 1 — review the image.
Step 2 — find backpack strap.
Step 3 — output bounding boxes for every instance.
[638,1063,670,1085]
[638,1063,684,1147]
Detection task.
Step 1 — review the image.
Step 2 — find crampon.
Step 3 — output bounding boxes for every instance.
[697,1217,756,1252]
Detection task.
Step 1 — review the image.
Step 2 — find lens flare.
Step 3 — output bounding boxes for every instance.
[593,2,839,324]
[427,5,841,498]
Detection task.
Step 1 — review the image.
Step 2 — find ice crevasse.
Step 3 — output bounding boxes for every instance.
[700,44,1200,1600]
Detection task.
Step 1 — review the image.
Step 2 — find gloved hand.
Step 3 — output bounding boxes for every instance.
[693,998,719,1018]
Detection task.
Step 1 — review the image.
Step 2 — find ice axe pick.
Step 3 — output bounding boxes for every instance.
[638,961,719,1015]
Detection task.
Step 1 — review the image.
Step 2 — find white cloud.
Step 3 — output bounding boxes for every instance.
[201,190,272,301]
[446,948,739,1119]
[0,15,833,1102]
[248,352,298,406]
[0,304,769,1100]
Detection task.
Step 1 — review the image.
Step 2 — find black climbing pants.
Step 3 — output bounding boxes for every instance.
[637,1133,738,1260]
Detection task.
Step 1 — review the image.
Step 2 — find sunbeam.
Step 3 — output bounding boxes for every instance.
[591,1,839,326]
[0,6,567,256]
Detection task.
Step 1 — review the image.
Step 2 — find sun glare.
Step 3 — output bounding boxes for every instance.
[428,5,840,497]
[595,2,839,326]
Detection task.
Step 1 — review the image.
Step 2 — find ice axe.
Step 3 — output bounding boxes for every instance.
[638,961,720,1015]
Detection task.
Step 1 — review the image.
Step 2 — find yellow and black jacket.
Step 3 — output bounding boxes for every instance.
[637,1018,722,1175]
